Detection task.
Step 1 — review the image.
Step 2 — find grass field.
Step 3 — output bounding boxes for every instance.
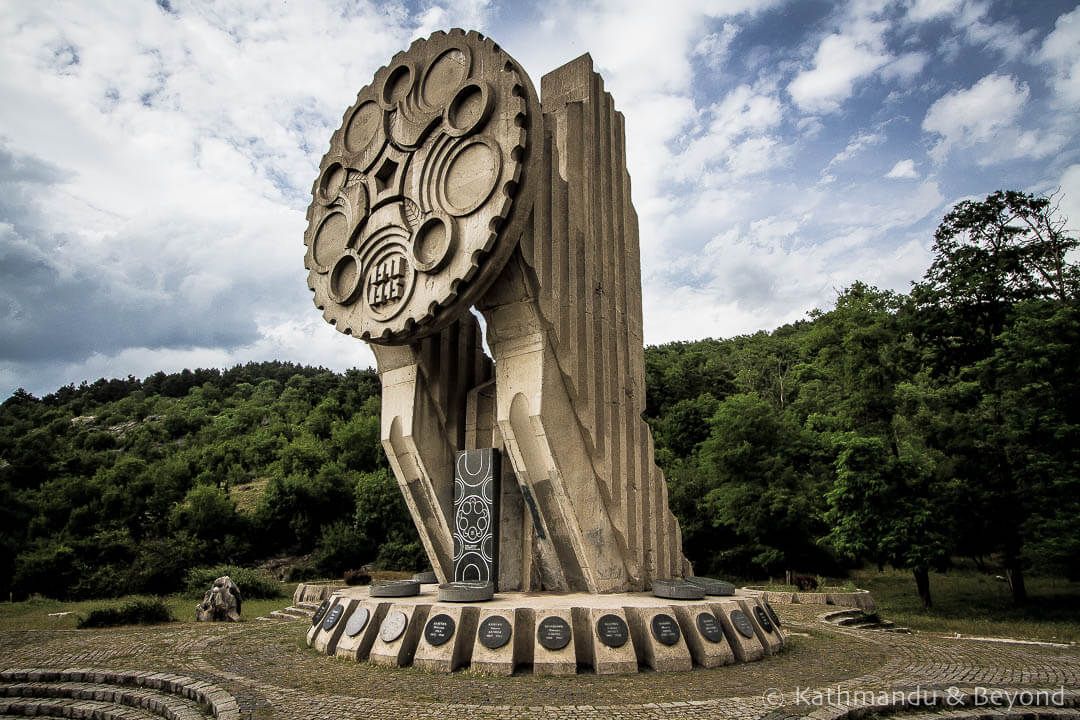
[4,567,1078,643]
[0,587,298,631]
[850,567,1080,643]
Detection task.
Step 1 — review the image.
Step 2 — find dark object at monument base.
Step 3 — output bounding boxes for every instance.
[686,576,735,596]
[765,601,781,627]
[371,580,421,597]
[595,614,629,648]
[477,616,512,649]
[730,609,755,638]
[537,616,572,650]
[652,578,705,600]
[754,605,775,633]
[424,613,456,646]
[438,581,494,602]
[650,613,681,646]
[310,599,330,627]
[696,612,724,643]
[322,603,345,631]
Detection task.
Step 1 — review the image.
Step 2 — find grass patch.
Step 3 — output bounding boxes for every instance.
[852,567,1080,643]
[78,597,173,628]
[229,477,269,515]
[0,588,299,631]
[754,583,859,593]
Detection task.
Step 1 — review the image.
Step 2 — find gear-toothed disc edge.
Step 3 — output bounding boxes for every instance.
[303,29,538,345]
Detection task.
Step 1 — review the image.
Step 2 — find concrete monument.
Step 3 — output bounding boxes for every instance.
[304,29,691,593]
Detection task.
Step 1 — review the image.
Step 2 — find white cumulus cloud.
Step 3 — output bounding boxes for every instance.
[885,159,919,179]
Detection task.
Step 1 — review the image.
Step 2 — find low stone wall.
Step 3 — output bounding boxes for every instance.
[294,582,347,605]
[741,587,875,612]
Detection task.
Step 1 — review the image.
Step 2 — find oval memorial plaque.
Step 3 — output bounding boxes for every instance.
[477,615,512,650]
[424,613,456,647]
[344,606,370,638]
[696,612,725,643]
[730,609,755,639]
[765,601,781,628]
[595,613,629,648]
[650,613,681,646]
[322,602,345,631]
[379,610,408,643]
[537,616,572,651]
[754,605,775,633]
[311,599,330,627]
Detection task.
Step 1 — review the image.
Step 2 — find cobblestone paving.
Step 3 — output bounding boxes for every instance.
[2,605,1076,719]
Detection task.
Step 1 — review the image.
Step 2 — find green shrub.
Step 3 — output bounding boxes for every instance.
[374,539,427,572]
[344,568,371,585]
[285,565,321,583]
[184,565,282,599]
[77,597,173,628]
[314,520,373,576]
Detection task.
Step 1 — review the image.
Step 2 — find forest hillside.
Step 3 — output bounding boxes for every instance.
[2,191,1077,607]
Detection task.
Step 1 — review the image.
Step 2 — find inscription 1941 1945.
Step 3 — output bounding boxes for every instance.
[303,28,692,594]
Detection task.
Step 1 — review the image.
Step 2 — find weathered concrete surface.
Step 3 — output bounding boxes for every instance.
[302,29,690,594]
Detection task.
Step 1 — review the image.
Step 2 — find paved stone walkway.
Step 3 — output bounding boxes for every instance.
[2,605,1077,719]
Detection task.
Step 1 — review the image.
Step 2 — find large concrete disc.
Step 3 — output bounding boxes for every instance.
[303,29,540,344]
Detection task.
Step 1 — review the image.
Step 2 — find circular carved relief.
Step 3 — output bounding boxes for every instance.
[304,29,538,344]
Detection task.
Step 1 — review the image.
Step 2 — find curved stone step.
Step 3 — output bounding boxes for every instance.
[0,669,239,720]
[0,697,166,720]
[0,680,209,719]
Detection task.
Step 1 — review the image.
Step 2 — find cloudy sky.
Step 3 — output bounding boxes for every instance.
[2,0,1078,399]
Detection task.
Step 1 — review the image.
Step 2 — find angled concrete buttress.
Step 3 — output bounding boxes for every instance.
[303,29,691,593]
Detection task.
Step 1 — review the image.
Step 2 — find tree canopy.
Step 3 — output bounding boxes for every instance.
[1,190,1076,607]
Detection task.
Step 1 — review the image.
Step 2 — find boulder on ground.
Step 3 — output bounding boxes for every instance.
[195,575,242,622]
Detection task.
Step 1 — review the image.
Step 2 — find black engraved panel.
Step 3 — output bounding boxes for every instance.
[765,601,781,627]
[454,448,500,584]
[424,613,456,646]
[696,612,724,643]
[477,615,512,649]
[322,602,344,631]
[650,613,681,646]
[537,616,572,651]
[731,609,755,638]
[595,614,629,648]
[754,605,775,633]
[311,599,330,627]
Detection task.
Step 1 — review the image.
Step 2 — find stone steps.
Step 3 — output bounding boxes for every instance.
[0,697,165,719]
[268,606,313,621]
[0,670,239,720]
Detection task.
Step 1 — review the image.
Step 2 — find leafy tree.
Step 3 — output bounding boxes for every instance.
[698,393,829,575]
[911,190,1079,603]
[825,433,950,607]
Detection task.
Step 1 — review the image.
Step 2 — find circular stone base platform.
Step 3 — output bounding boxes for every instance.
[741,586,876,612]
[306,586,786,675]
